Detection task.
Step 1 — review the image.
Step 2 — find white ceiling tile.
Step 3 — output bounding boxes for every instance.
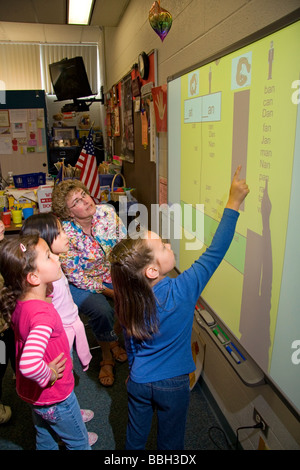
[0,0,130,27]
[0,22,46,42]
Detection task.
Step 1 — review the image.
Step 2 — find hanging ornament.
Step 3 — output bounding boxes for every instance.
[149,1,172,42]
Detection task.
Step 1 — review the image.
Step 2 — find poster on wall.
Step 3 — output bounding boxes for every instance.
[0,110,9,127]
[114,106,120,136]
[121,74,135,162]
[0,108,46,154]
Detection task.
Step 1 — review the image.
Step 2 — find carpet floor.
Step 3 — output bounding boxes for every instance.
[0,336,233,451]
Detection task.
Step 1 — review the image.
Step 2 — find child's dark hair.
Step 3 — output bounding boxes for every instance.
[20,212,60,248]
[109,237,158,341]
[0,234,39,324]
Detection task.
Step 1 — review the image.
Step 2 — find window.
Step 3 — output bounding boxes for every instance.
[0,43,99,95]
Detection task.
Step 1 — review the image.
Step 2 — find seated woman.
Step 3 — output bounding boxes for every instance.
[52,179,127,387]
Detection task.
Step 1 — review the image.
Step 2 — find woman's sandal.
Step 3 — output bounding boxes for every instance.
[99,360,115,387]
[110,341,127,363]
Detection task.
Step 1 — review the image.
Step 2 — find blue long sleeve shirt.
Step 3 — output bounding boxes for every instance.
[125,208,239,383]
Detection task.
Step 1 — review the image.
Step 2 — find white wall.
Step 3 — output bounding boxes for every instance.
[103,0,300,450]
[103,0,300,178]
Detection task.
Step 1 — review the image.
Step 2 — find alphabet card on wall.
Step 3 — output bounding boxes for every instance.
[151,85,167,132]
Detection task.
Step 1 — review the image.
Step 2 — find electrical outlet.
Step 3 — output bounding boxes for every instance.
[253,408,269,437]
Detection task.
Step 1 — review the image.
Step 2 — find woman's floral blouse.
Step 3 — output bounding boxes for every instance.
[60,205,126,293]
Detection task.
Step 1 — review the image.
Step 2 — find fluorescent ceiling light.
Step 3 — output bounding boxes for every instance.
[68,0,94,25]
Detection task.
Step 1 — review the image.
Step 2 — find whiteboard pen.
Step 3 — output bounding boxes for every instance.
[226,344,241,364]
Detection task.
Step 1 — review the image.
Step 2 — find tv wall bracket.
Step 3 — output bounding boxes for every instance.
[59,87,104,113]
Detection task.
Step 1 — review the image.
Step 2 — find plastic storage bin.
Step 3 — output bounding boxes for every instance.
[13,172,46,189]
[99,174,122,188]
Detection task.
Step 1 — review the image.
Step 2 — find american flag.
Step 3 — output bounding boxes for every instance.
[76,130,101,201]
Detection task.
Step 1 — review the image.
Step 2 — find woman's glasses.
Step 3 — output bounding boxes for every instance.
[68,191,88,209]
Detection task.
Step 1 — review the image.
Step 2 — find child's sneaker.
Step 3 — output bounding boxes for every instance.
[88,432,98,446]
[81,409,94,423]
[0,403,12,424]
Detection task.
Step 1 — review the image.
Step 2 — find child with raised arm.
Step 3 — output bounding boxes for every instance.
[0,235,92,450]
[109,166,249,450]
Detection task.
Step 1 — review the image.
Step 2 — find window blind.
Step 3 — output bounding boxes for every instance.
[0,43,41,90]
[0,43,98,95]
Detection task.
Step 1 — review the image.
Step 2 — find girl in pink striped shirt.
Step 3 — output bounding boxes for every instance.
[0,235,91,450]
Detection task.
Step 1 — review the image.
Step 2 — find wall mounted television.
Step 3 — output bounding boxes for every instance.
[49,56,94,102]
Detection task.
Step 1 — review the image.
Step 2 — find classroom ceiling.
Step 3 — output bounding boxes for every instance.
[0,0,130,27]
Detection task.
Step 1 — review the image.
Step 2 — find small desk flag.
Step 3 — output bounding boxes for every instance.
[76,130,101,201]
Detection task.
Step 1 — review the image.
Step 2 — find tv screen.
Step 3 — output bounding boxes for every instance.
[49,56,94,101]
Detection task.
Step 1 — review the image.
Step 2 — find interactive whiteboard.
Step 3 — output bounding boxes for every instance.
[167,12,300,414]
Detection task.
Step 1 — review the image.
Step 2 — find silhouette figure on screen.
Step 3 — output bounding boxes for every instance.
[239,178,272,371]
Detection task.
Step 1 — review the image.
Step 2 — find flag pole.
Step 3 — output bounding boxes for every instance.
[87,121,95,138]
[61,157,65,181]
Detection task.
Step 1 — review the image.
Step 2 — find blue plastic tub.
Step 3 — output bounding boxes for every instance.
[13,172,46,188]
[99,174,122,187]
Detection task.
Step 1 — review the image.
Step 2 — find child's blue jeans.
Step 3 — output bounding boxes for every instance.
[69,283,117,343]
[125,374,190,450]
[31,391,90,450]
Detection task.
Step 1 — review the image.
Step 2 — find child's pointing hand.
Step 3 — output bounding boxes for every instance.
[226,165,250,211]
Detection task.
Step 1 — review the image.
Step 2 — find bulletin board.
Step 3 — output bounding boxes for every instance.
[0,90,49,179]
[108,50,158,223]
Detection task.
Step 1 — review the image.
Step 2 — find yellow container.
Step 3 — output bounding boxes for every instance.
[11,209,22,224]
[8,195,36,211]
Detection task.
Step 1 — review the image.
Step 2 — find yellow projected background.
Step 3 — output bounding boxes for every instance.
[178,21,300,371]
